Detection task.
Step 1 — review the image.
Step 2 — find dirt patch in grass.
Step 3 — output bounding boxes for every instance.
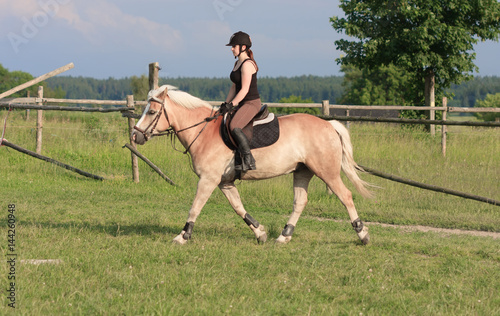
[310,217,500,239]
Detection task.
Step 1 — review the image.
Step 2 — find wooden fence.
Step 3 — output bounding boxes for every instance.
[3,94,499,161]
[1,91,147,182]
[1,62,499,184]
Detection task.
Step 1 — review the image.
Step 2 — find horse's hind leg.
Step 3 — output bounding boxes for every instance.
[326,176,370,244]
[219,182,267,244]
[276,166,314,244]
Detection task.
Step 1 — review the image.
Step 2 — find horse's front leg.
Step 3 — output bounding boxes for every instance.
[219,182,267,244]
[173,177,219,245]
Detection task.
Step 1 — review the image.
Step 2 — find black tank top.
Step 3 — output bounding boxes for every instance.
[230,59,260,102]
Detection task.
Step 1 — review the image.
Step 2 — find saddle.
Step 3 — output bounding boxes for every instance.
[220,104,280,151]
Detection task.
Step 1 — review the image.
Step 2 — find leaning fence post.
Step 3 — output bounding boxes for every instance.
[0,62,74,100]
[36,86,43,154]
[441,97,447,157]
[127,95,140,183]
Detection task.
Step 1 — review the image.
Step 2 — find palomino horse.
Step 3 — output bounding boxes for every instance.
[132,85,372,245]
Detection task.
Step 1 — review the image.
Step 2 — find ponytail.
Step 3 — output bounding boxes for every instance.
[246,48,259,72]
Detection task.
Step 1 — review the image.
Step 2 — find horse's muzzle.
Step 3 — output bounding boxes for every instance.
[132,128,149,145]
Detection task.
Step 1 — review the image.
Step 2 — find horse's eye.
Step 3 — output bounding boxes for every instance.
[148,110,157,115]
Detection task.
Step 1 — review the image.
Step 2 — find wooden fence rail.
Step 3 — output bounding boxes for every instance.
[318,115,500,127]
[0,97,147,107]
[360,165,500,207]
[0,63,74,100]
[1,139,104,181]
[2,104,134,112]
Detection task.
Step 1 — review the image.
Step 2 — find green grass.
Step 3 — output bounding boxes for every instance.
[1,110,499,315]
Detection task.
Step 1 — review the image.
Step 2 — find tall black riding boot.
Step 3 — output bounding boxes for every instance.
[231,128,256,171]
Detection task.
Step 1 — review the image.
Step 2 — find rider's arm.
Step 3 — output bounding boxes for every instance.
[226,84,237,103]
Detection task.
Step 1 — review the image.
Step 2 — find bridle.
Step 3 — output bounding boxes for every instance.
[133,96,170,141]
[133,95,220,155]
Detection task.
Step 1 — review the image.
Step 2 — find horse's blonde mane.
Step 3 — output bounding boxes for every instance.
[149,85,212,110]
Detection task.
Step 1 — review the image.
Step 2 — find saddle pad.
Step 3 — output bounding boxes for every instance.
[249,114,279,149]
[220,113,280,150]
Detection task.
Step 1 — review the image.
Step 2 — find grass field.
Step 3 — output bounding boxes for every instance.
[1,110,499,315]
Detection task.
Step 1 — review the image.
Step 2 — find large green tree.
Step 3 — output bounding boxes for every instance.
[340,63,411,106]
[331,0,500,112]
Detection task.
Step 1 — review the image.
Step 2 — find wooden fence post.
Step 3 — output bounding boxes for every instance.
[127,95,140,183]
[26,91,30,120]
[149,62,159,90]
[36,86,43,154]
[322,100,329,116]
[441,97,447,157]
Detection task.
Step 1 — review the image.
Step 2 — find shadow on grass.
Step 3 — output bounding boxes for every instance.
[12,219,368,245]
[15,220,181,237]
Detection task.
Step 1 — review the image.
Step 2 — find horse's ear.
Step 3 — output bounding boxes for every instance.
[158,86,168,99]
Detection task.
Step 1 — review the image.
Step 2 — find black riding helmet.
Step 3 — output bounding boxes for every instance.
[226,31,252,58]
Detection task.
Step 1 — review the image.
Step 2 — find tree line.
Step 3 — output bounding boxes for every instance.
[47,75,345,104]
[45,73,500,108]
[1,63,499,117]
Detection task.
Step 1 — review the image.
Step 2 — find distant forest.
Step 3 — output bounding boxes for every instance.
[45,75,500,108]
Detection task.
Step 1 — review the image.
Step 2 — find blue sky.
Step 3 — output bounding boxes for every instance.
[1,0,499,79]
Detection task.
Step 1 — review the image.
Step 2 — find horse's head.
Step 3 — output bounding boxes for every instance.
[132,86,171,145]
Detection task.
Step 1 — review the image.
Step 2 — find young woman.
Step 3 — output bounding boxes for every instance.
[221,31,262,172]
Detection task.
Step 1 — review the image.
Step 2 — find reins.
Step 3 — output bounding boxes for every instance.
[136,96,220,155]
[163,107,220,155]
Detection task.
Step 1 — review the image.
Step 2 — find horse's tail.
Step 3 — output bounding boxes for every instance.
[329,120,374,199]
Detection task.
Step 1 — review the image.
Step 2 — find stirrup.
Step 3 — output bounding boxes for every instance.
[235,155,256,172]
[242,153,256,171]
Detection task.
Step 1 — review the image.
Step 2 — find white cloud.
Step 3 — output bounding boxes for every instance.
[0,0,38,18]
[2,0,184,53]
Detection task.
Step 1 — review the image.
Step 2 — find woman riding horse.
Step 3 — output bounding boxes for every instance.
[131,33,372,245]
[220,31,261,172]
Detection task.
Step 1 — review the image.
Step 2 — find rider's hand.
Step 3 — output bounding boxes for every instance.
[219,102,233,115]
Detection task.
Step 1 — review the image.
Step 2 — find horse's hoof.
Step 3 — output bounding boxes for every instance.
[256,226,267,244]
[173,234,188,245]
[275,234,291,244]
[257,232,267,244]
[361,233,370,245]
[357,226,370,245]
